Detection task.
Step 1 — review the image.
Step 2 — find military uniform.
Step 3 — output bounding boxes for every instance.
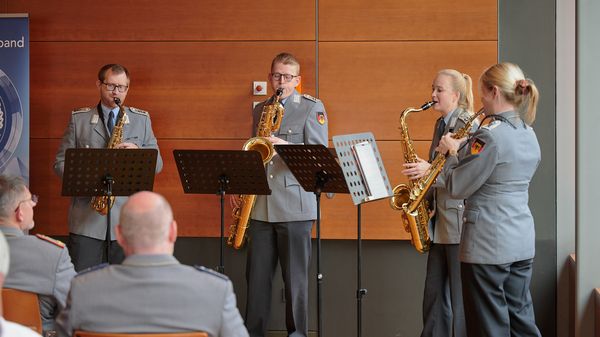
[55,255,248,337]
[53,103,163,270]
[419,108,475,337]
[245,90,328,337]
[1,226,76,332]
[442,110,541,337]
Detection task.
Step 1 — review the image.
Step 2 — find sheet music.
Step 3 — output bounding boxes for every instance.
[352,141,389,200]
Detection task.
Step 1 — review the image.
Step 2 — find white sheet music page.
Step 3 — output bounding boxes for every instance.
[352,141,388,201]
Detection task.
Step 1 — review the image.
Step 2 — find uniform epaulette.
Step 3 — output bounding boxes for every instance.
[72,107,91,114]
[76,263,108,276]
[35,234,66,248]
[457,110,472,124]
[482,120,501,130]
[129,106,149,116]
[194,265,229,281]
[302,94,318,102]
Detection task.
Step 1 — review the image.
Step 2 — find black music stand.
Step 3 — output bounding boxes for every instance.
[61,148,159,263]
[173,150,270,273]
[332,132,393,337]
[274,144,349,337]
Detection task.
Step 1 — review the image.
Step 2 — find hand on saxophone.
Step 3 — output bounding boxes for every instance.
[114,142,139,149]
[437,133,466,156]
[266,136,288,145]
[401,157,431,180]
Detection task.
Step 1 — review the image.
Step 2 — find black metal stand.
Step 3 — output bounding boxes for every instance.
[274,144,349,337]
[173,150,270,273]
[356,204,367,337]
[61,148,159,264]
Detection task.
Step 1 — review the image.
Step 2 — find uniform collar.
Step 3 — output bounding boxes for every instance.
[122,254,180,267]
[0,225,25,237]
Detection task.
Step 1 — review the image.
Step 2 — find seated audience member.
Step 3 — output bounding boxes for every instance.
[0,231,43,337]
[0,175,76,333]
[56,191,248,337]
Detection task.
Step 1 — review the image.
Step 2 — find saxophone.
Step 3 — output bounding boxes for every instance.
[90,97,126,215]
[227,88,285,249]
[390,101,434,253]
[403,107,485,214]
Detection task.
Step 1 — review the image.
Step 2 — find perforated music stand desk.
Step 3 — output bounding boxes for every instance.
[61,148,158,263]
[274,144,349,337]
[173,150,270,273]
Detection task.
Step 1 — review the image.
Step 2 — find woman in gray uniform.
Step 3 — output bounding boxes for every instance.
[437,62,541,337]
[402,69,474,337]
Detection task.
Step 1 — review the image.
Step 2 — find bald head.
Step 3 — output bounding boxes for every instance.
[117,191,176,255]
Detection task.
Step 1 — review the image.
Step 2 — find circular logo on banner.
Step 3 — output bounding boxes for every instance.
[0,69,24,173]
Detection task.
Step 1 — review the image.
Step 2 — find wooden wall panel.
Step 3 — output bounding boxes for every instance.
[319,0,496,41]
[30,42,316,139]
[319,41,497,141]
[10,0,315,41]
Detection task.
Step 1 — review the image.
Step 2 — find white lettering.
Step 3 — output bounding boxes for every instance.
[0,36,25,48]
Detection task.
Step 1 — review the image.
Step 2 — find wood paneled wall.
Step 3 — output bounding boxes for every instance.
[4,0,497,240]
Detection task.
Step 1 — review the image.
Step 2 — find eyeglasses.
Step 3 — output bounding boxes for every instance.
[102,82,129,93]
[15,194,38,212]
[270,73,299,82]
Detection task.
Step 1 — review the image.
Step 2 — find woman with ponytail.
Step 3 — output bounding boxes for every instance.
[437,62,542,337]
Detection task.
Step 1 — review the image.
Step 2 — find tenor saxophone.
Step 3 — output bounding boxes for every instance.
[227,88,285,249]
[404,107,485,214]
[390,101,434,253]
[90,97,126,215]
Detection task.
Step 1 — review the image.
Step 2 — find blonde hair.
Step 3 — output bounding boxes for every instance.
[271,52,300,75]
[480,62,539,124]
[437,69,474,113]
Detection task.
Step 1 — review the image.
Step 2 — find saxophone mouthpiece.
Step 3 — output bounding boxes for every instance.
[114,97,122,106]
[421,101,435,110]
[275,88,284,96]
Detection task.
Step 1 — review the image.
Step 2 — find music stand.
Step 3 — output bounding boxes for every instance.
[61,148,158,263]
[173,150,270,273]
[274,144,349,337]
[332,132,393,337]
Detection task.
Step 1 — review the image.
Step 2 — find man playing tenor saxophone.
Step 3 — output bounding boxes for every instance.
[401,69,477,337]
[54,64,163,271]
[243,52,328,337]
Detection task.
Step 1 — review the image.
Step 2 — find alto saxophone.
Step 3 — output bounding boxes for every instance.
[227,88,285,249]
[90,97,126,215]
[390,101,434,253]
[404,107,485,215]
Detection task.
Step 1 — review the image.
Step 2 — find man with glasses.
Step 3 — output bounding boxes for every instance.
[0,174,76,334]
[244,52,328,337]
[54,64,163,271]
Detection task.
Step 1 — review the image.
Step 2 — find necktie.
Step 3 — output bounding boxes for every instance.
[107,110,115,134]
[431,118,446,158]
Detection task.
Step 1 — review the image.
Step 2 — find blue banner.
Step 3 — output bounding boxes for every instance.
[0,14,29,181]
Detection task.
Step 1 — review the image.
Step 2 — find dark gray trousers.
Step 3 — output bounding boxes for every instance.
[461,259,541,337]
[245,219,312,337]
[68,233,125,272]
[421,243,466,337]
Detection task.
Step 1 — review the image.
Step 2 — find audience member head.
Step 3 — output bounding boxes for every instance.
[0,175,37,231]
[479,62,539,124]
[116,191,177,256]
[432,69,474,115]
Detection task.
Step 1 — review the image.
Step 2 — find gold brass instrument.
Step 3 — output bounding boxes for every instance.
[90,97,126,215]
[404,107,485,215]
[390,101,435,253]
[227,88,285,249]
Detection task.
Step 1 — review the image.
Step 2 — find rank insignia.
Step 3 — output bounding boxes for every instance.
[471,138,486,155]
[317,112,326,125]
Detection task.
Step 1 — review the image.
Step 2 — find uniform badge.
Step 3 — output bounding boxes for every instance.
[293,94,301,103]
[471,138,486,155]
[35,234,66,248]
[317,112,326,125]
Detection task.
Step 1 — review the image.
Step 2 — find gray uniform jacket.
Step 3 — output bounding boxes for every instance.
[1,226,76,330]
[53,105,163,240]
[55,255,248,337]
[430,108,477,244]
[250,90,328,222]
[442,110,541,264]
